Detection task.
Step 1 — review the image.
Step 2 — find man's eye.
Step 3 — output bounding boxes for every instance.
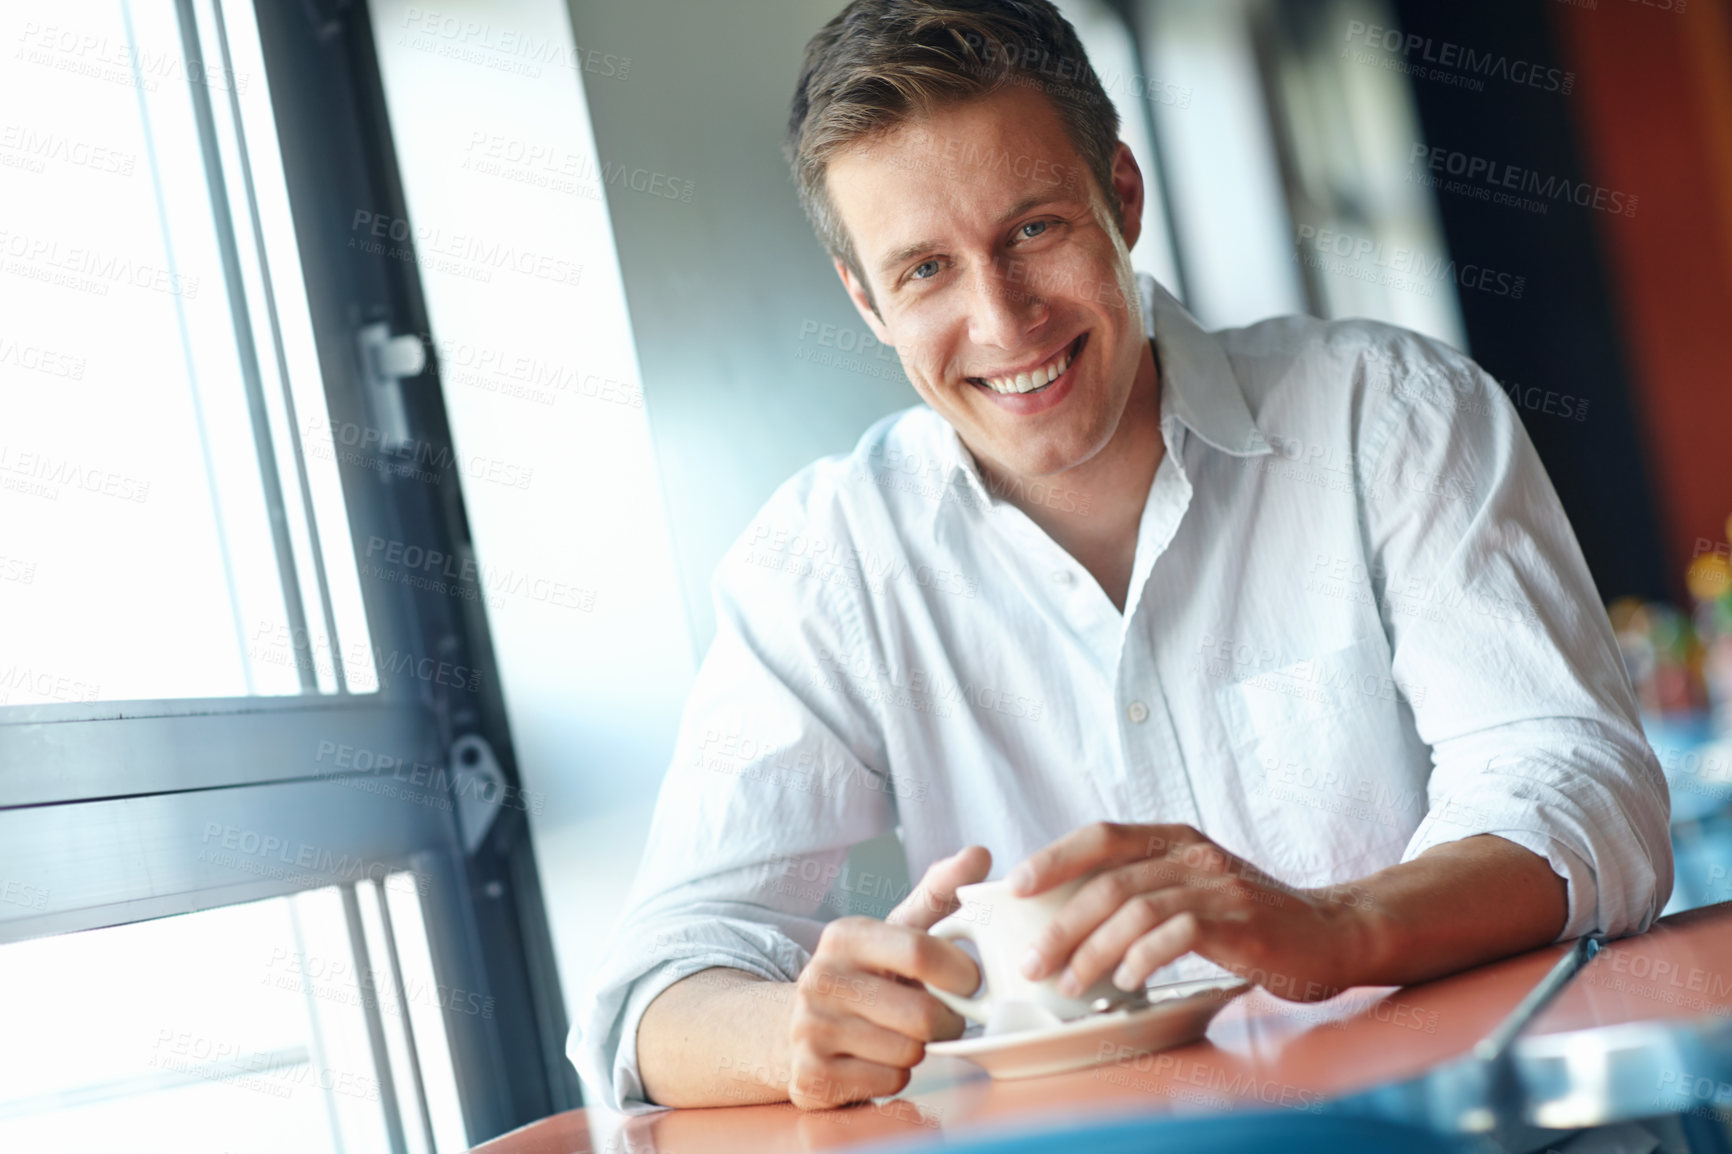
[910,259,940,281]
[1019,221,1049,240]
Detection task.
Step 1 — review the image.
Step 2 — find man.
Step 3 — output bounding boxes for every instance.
[572,0,1670,1113]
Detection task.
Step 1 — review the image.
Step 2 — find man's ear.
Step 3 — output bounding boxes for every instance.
[1109,141,1145,252]
[834,258,893,346]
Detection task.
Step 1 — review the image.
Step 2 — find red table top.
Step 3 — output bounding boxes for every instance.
[468,901,1732,1154]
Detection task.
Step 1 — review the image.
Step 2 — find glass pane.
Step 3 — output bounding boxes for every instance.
[383,873,468,1154]
[0,882,467,1152]
[0,0,375,704]
[0,890,397,1153]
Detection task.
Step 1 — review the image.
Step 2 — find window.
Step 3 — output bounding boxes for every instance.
[1100,0,1462,337]
[1256,0,1466,347]
[1,0,373,703]
[0,880,465,1153]
[0,0,573,1145]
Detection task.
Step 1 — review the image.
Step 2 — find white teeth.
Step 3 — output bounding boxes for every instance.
[985,346,1072,395]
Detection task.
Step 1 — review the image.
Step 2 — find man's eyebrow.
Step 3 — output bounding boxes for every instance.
[999,193,1063,224]
[878,239,939,279]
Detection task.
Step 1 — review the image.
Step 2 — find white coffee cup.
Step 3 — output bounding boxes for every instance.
[923,875,1150,1034]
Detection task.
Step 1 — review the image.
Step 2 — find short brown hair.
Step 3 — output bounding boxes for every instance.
[786,0,1123,296]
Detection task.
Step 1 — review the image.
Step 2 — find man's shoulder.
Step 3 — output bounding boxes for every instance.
[720,405,949,576]
[1214,312,1499,446]
[767,403,951,515]
[1220,313,1480,401]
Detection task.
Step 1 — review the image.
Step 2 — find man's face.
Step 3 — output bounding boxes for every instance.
[825,84,1147,483]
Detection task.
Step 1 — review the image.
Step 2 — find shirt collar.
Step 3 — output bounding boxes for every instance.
[1140,272,1271,458]
[934,273,1270,505]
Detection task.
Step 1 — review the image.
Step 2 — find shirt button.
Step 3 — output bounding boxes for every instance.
[1052,570,1074,585]
[1126,701,1149,724]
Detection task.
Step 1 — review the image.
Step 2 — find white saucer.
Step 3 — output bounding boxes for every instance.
[924,977,1249,1079]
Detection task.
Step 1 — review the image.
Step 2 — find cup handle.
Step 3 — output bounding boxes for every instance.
[924,914,991,1023]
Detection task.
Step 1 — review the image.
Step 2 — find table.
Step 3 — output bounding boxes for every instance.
[467,902,1732,1154]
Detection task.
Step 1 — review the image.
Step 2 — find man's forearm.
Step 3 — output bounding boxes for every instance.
[637,968,796,1107]
[1340,834,1570,990]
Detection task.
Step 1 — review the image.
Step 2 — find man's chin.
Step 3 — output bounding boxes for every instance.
[979,444,1093,488]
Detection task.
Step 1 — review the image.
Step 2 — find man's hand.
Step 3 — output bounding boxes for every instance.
[1012,822,1366,1002]
[786,845,991,1109]
[1012,822,1569,1004]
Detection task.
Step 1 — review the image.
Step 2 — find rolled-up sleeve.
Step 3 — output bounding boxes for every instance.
[1356,338,1672,939]
[568,470,896,1112]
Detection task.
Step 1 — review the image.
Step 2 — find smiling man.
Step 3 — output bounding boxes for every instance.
[572,0,1670,1113]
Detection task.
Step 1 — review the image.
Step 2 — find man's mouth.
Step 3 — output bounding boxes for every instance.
[968,334,1086,397]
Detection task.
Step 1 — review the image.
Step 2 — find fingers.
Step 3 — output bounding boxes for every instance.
[792,997,926,1066]
[798,960,967,1040]
[1061,892,1209,995]
[887,845,991,929]
[792,918,977,1112]
[1113,911,1203,992]
[807,917,974,1036]
[788,1055,910,1110]
[1021,854,1214,983]
[1022,857,1164,980]
[821,917,981,1000]
[1008,822,1205,897]
[805,985,965,1056]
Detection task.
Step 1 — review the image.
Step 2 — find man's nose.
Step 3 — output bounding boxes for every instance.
[966,261,1048,349]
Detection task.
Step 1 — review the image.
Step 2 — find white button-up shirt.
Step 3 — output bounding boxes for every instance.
[571,274,1671,1111]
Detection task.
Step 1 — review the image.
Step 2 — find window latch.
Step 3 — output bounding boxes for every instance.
[357,322,427,454]
[450,734,508,854]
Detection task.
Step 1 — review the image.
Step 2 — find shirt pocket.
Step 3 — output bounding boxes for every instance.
[1213,634,1425,886]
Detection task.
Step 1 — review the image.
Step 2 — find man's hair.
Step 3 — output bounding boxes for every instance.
[785,0,1122,298]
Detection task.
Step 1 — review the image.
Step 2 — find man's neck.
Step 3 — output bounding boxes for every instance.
[977,339,1164,613]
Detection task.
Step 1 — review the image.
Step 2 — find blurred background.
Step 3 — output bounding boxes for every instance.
[1,0,1728,1149]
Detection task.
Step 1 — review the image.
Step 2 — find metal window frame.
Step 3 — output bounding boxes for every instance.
[0,0,579,1142]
